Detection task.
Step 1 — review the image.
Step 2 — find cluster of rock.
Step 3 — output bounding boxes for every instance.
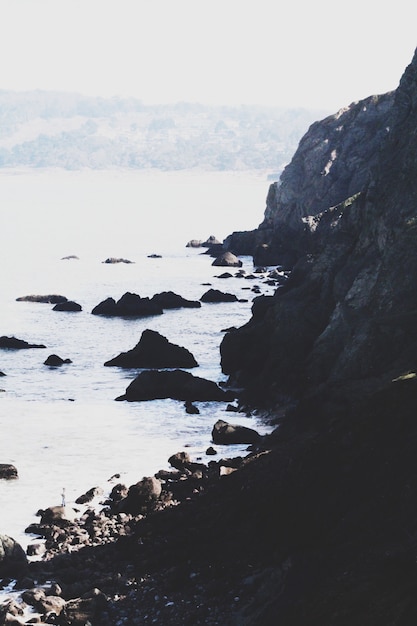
[15,294,82,312]
[185,235,222,248]
[15,295,68,304]
[219,52,417,410]
[0,416,265,624]
[91,286,248,318]
[91,292,163,317]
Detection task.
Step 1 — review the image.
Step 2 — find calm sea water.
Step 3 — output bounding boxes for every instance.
[0,168,275,553]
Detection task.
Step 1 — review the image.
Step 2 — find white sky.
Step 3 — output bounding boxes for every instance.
[0,0,415,113]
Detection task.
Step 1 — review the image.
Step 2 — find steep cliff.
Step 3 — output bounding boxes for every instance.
[221,49,417,411]
[224,89,394,267]
[13,51,417,626]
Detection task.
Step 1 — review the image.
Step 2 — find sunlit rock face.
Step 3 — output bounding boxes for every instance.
[221,49,417,408]
[223,90,394,267]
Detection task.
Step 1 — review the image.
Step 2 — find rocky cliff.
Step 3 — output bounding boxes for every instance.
[4,54,417,626]
[224,89,394,267]
[221,49,417,412]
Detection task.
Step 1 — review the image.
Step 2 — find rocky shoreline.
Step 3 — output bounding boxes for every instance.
[0,416,277,625]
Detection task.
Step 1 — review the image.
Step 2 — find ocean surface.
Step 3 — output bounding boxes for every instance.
[0,167,276,556]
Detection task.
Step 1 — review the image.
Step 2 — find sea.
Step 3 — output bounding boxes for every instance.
[0,167,276,558]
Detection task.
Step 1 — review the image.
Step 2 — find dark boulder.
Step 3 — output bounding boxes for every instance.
[52,300,82,312]
[211,419,261,444]
[16,294,68,304]
[91,292,163,317]
[184,400,200,414]
[150,290,201,309]
[75,486,104,505]
[0,535,28,578]
[116,369,235,402]
[212,251,242,267]
[116,476,162,514]
[38,505,77,526]
[200,289,238,303]
[108,483,129,503]
[104,329,198,369]
[204,243,225,257]
[91,296,117,315]
[0,463,18,479]
[44,354,72,366]
[62,591,107,624]
[0,336,46,349]
[168,451,192,470]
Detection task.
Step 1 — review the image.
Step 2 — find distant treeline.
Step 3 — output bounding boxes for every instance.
[0,90,329,172]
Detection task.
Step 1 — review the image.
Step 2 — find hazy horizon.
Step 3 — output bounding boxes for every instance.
[0,0,415,113]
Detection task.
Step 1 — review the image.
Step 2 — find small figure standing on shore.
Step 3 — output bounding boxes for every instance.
[61,487,66,507]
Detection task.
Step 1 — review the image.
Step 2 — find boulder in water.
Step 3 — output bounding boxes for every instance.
[104,329,198,369]
[0,534,28,577]
[116,369,235,402]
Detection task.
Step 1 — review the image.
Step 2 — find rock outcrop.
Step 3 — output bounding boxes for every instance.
[200,289,238,303]
[0,535,28,578]
[91,292,163,317]
[116,369,235,402]
[0,336,46,349]
[104,329,198,369]
[211,419,261,445]
[150,290,201,309]
[52,300,82,311]
[212,251,242,267]
[223,90,395,268]
[221,50,417,411]
[16,294,68,303]
[44,354,73,366]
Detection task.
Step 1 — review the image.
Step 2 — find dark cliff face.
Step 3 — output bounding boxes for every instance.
[221,48,417,409]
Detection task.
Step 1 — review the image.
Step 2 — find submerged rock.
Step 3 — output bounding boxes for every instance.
[0,336,46,349]
[16,294,68,303]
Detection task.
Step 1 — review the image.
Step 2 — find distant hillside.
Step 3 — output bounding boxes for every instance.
[0,90,328,172]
